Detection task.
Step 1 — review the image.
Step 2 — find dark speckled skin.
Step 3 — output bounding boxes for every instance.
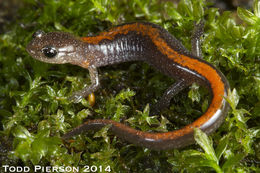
[27,22,230,150]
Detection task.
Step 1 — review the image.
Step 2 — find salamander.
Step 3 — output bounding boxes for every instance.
[26,22,230,150]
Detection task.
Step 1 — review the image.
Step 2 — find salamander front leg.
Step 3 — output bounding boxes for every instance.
[69,65,100,103]
[191,20,204,58]
[151,79,189,115]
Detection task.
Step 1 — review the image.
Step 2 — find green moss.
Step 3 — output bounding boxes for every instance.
[0,0,259,172]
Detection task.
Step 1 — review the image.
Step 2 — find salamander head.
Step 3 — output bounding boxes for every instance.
[26,30,87,66]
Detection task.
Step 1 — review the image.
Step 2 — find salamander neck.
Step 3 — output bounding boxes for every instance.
[82,33,146,67]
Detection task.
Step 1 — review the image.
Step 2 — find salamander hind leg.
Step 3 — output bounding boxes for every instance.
[151,79,189,115]
[191,20,204,58]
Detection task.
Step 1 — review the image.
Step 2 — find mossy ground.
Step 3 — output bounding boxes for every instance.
[0,0,259,172]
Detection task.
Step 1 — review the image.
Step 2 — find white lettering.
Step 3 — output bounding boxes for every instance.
[2,165,31,172]
[2,165,82,173]
[46,166,51,172]
[34,165,42,172]
[2,165,9,172]
[59,166,64,172]
[24,166,30,172]
[65,166,72,172]
[72,167,79,172]
[9,166,16,172]
[52,166,58,172]
[17,166,23,172]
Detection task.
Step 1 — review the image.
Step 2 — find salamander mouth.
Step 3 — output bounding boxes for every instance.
[26,42,43,61]
[26,43,44,62]
[27,48,36,56]
[26,42,35,55]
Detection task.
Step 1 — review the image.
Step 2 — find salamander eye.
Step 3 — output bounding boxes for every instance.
[42,46,57,58]
[33,30,45,38]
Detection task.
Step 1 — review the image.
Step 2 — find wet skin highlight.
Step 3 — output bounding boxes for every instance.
[26,22,230,150]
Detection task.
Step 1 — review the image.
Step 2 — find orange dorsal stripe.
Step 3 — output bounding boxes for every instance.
[81,23,226,139]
